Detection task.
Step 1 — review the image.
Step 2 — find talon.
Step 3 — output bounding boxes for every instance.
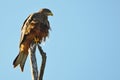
[34,37,40,44]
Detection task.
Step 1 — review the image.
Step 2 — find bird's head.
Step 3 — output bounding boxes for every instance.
[39,8,53,16]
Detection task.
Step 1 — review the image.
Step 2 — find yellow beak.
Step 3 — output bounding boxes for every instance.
[48,12,53,16]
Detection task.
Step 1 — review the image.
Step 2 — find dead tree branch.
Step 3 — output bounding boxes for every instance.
[29,43,47,80]
[38,45,47,80]
[29,43,38,80]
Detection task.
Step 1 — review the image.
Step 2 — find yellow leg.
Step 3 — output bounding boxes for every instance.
[34,37,40,44]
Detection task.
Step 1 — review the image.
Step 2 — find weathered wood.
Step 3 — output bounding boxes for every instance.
[38,45,47,80]
[29,42,47,80]
[29,43,38,80]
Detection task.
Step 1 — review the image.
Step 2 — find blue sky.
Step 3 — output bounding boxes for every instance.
[0,0,120,80]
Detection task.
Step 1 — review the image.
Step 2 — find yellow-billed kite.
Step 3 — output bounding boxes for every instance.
[13,8,53,71]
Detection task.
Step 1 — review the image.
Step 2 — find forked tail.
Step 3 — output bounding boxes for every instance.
[13,53,28,72]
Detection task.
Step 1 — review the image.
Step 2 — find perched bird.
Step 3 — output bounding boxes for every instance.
[13,8,53,72]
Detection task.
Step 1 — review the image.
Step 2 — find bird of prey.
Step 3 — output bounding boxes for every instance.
[13,8,53,72]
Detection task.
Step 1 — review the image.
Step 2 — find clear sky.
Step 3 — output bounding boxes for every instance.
[0,0,120,80]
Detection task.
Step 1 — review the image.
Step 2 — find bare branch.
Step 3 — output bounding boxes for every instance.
[29,43,38,80]
[38,45,47,80]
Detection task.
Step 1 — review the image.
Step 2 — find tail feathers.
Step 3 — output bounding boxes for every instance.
[13,53,28,72]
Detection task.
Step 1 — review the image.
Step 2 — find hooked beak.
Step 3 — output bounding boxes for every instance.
[48,12,53,16]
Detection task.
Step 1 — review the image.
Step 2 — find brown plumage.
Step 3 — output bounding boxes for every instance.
[13,8,53,72]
